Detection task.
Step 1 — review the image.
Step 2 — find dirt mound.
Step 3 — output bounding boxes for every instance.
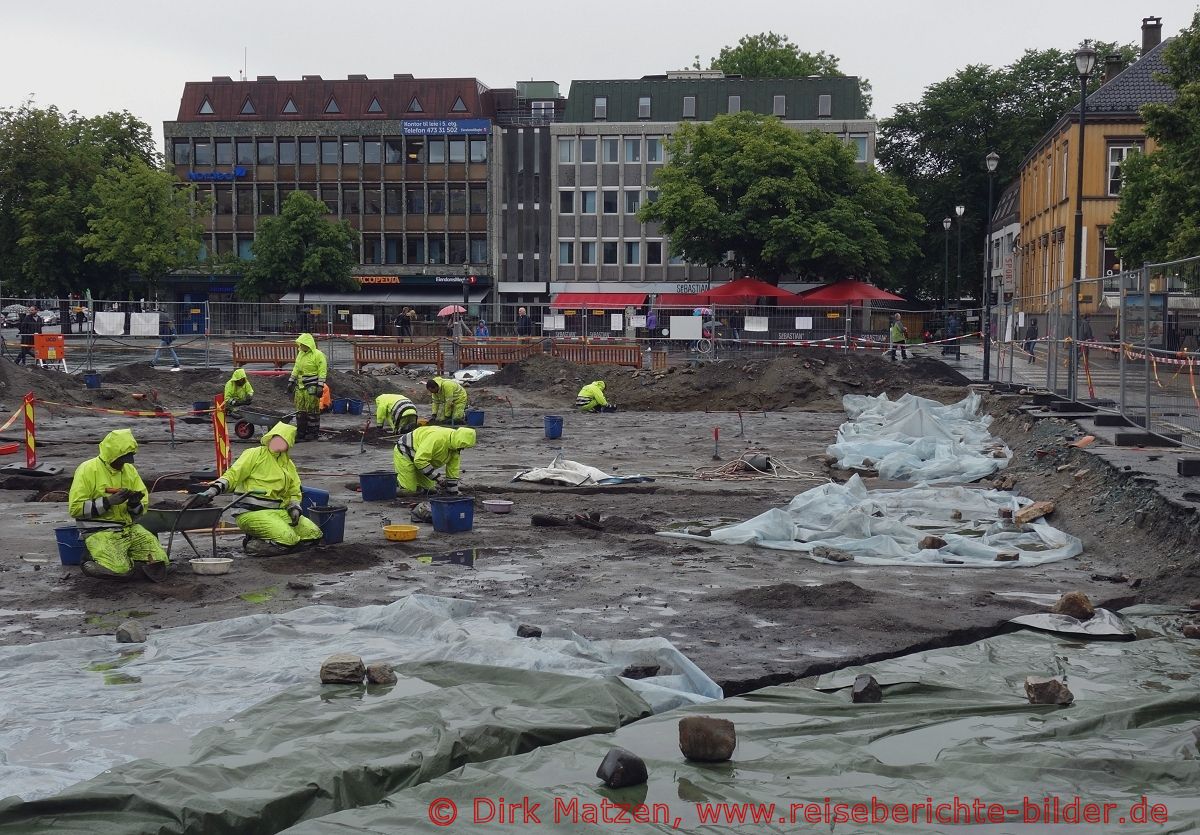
[481,352,968,411]
[725,580,876,610]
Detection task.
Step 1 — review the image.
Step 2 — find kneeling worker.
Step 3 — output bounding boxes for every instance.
[375,392,419,435]
[393,425,476,495]
[576,380,615,412]
[68,429,168,580]
[426,376,468,424]
[196,422,323,556]
[224,368,254,410]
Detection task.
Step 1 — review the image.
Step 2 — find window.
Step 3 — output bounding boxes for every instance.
[406,136,425,163]
[406,185,425,214]
[367,97,383,114]
[282,98,298,114]
[320,186,338,213]
[773,95,786,117]
[215,139,233,165]
[258,187,276,215]
[848,135,868,163]
[602,241,618,265]
[320,139,338,164]
[198,97,214,115]
[818,94,832,117]
[385,186,402,214]
[385,236,402,264]
[408,96,424,113]
[236,186,252,215]
[1060,141,1068,200]
[238,238,254,259]
[624,138,641,163]
[428,138,446,163]
[469,235,487,263]
[214,185,232,214]
[448,185,466,214]
[646,189,659,204]
[406,236,425,264]
[558,241,575,264]
[384,136,403,163]
[342,186,361,214]
[559,190,574,213]
[624,241,640,265]
[451,96,468,113]
[602,137,619,163]
[427,236,445,263]
[194,140,212,165]
[448,138,466,163]
[427,185,446,214]
[625,190,641,214]
[1044,157,1051,204]
[256,140,275,165]
[278,139,297,165]
[234,139,252,165]
[557,137,574,163]
[603,190,618,214]
[469,138,487,162]
[682,96,696,119]
[638,96,651,119]
[173,140,191,165]
[580,138,596,163]
[240,98,255,115]
[580,241,596,264]
[299,138,317,164]
[469,184,487,214]
[363,237,381,265]
[646,241,662,264]
[1108,144,1139,196]
[668,252,685,266]
[324,98,340,114]
[580,190,596,213]
[727,95,741,114]
[342,139,361,164]
[593,96,607,119]
[646,137,662,163]
[448,236,467,265]
[363,139,381,164]
[532,100,555,119]
[363,187,381,215]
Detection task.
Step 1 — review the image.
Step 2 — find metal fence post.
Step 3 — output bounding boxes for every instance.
[1119,274,1126,416]
[204,301,211,368]
[1143,262,1152,433]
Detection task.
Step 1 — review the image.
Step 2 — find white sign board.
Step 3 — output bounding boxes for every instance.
[669,316,702,340]
[631,315,647,328]
[130,312,159,337]
[93,312,126,336]
[745,316,770,332]
[610,313,624,331]
[542,314,566,331]
[1018,311,1026,327]
[794,316,813,330]
[351,314,375,332]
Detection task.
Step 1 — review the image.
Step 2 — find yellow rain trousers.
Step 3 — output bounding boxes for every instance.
[289,333,328,415]
[393,426,476,493]
[428,377,468,423]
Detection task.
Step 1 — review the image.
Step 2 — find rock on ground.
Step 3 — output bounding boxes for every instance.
[1024,676,1074,705]
[115,620,146,643]
[678,716,737,762]
[1051,591,1096,621]
[366,662,397,685]
[851,674,883,703]
[320,653,366,684]
[516,624,542,638]
[596,747,649,788]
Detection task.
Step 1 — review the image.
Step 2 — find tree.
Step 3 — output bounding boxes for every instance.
[242,191,358,303]
[79,158,206,292]
[639,112,922,284]
[1109,11,1200,266]
[877,41,1137,299]
[698,32,872,112]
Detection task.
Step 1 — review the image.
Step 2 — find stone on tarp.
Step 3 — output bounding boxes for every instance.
[678,716,737,762]
[320,653,365,684]
[994,552,1020,562]
[1025,675,1074,705]
[115,620,146,644]
[366,662,397,685]
[621,664,660,680]
[516,624,542,638]
[1051,591,1095,621]
[1014,500,1055,525]
[1183,624,1200,640]
[918,535,947,550]
[851,674,882,703]
[813,545,853,563]
[596,747,648,788]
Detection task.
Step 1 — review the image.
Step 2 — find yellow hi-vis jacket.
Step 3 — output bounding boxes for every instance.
[68,429,149,528]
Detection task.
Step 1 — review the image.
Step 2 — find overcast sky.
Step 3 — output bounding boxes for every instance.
[2,0,1194,139]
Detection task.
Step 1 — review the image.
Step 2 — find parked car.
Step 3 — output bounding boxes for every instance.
[36,309,59,326]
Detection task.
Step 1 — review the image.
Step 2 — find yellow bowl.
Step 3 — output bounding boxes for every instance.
[384,524,419,542]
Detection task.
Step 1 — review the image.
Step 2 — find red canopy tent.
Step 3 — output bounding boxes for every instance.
[796,280,905,305]
[696,278,806,305]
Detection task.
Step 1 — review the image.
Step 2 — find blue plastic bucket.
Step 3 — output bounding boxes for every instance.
[359,471,398,502]
[83,373,101,389]
[465,409,485,427]
[192,400,212,414]
[54,526,85,566]
[347,399,364,416]
[331,398,348,414]
[309,505,347,544]
[300,486,330,518]
[544,415,563,440]
[430,497,474,533]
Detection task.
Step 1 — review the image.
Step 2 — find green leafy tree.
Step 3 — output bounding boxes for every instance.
[242,191,358,303]
[1109,11,1200,265]
[878,41,1137,299]
[639,112,922,283]
[79,158,206,292]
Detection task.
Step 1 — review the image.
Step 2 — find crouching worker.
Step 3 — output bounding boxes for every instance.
[426,376,467,424]
[223,368,254,410]
[576,380,616,412]
[375,392,419,435]
[195,422,323,556]
[68,429,168,580]
[393,426,476,495]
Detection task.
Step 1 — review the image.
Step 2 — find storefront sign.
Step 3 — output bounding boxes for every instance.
[187,166,248,182]
[673,284,707,294]
[401,119,491,136]
[356,274,491,288]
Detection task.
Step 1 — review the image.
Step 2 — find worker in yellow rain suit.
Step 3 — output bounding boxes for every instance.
[393,426,476,494]
[425,376,468,424]
[196,422,324,556]
[286,333,327,441]
[375,393,419,435]
[68,429,168,580]
[223,368,254,409]
[575,380,615,412]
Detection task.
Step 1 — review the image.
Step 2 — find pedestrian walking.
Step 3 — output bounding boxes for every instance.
[887,313,908,361]
[151,315,180,369]
[1024,319,1039,363]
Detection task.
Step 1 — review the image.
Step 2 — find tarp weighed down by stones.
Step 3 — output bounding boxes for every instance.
[513,456,653,486]
[279,608,1200,834]
[0,595,718,805]
[661,474,1082,567]
[828,391,1011,484]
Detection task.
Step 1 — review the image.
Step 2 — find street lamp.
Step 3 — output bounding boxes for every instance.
[982,150,1000,381]
[954,204,965,306]
[1068,41,1097,402]
[942,218,952,310]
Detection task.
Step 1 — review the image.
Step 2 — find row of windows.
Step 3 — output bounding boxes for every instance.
[557,136,665,164]
[592,93,833,120]
[197,183,487,215]
[205,234,487,265]
[197,93,467,118]
[558,188,659,215]
[173,135,488,167]
[1027,141,1140,211]
[558,240,673,266]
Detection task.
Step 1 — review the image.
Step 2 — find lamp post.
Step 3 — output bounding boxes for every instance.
[982,150,1000,381]
[954,204,965,307]
[1068,42,1097,402]
[942,217,952,310]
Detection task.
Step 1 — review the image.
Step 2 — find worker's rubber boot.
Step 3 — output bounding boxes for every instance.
[243,538,291,557]
[294,413,309,443]
[81,560,135,581]
[310,415,322,441]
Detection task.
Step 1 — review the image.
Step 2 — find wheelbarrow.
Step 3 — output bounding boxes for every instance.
[139,503,232,561]
[230,408,297,441]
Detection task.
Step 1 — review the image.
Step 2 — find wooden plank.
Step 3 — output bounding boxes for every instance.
[1014,500,1055,525]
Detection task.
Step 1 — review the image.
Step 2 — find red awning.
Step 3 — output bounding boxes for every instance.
[654,293,706,307]
[797,280,906,304]
[550,293,647,310]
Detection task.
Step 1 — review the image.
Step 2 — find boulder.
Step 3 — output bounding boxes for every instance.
[1024,676,1074,705]
[115,620,146,644]
[918,535,947,550]
[621,664,660,680]
[366,662,397,685]
[320,653,366,684]
[1051,591,1095,621]
[813,546,854,563]
[516,624,542,638]
[678,716,737,762]
[1183,624,1200,640]
[851,674,883,703]
[596,747,648,788]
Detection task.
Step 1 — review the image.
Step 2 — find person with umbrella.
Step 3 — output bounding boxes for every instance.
[426,376,468,424]
[286,333,328,441]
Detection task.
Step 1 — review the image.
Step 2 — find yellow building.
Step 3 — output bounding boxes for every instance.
[1016,17,1175,313]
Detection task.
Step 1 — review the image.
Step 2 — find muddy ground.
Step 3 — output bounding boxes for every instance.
[0,352,1187,694]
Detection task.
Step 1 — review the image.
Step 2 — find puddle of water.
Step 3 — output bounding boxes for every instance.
[0,608,85,620]
[415,548,484,568]
[238,587,277,604]
[867,715,1028,766]
[102,672,142,685]
[995,591,1061,604]
[85,609,154,629]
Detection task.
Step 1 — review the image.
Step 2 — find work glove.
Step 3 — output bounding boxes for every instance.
[288,505,302,526]
[193,487,219,507]
[106,488,134,506]
[286,379,297,394]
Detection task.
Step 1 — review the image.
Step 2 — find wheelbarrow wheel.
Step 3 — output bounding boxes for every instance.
[234,421,255,440]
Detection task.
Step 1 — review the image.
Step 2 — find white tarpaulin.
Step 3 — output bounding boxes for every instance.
[827,392,1012,484]
[661,475,1082,567]
[0,595,718,802]
[513,457,611,486]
